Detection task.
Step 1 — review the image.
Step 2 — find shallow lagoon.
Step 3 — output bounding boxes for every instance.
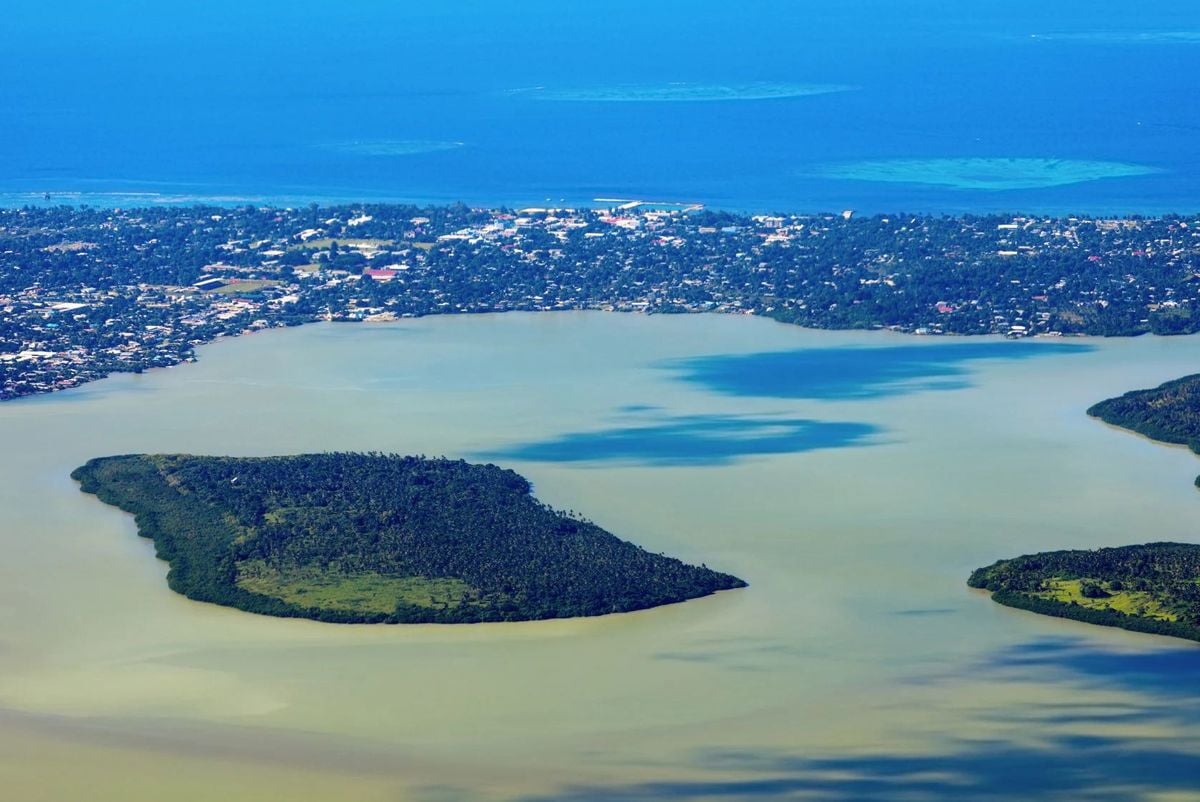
[815,158,1161,191]
[2,313,1200,801]
[5,2,1199,214]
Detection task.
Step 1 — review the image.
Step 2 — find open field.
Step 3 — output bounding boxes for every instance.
[211,280,279,295]
[235,560,478,614]
[1034,578,1178,621]
[287,238,394,252]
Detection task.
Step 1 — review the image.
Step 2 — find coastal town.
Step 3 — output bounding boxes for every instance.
[2,202,1199,400]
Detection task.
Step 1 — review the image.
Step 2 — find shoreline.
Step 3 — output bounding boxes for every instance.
[5,203,1200,402]
[0,308,1104,406]
[4,187,1198,219]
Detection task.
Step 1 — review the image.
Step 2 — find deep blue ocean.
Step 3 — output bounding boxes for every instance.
[1,0,1197,213]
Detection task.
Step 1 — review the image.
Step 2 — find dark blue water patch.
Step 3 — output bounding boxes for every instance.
[979,701,1170,728]
[478,414,880,467]
[663,341,1093,401]
[982,636,1200,699]
[517,735,1200,800]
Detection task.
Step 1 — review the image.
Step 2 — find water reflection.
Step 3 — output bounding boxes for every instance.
[664,342,1093,401]
[481,413,880,466]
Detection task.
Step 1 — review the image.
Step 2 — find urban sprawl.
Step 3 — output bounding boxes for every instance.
[3,202,1199,399]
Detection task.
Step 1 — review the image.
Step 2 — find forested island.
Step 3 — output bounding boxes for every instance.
[970,377,1200,641]
[5,203,1200,400]
[969,544,1200,642]
[1088,374,1200,486]
[72,453,745,623]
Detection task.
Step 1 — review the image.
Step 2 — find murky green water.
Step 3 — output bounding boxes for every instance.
[2,313,1198,801]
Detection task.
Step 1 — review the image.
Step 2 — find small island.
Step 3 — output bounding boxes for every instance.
[1088,373,1200,486]
[969,544,1200,642]
[970,376,1200,641]
[73,453,745,623]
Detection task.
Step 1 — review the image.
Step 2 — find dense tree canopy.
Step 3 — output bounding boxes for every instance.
[970,544,1200,642]
[72,453,745,623]
[1088,375,1200,487]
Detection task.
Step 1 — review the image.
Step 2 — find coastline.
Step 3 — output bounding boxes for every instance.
[5,185,1198,218]
[0,307,1098,405]
[5,203,1199,403]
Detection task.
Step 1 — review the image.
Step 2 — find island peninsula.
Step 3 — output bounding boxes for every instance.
[73,453,745,623]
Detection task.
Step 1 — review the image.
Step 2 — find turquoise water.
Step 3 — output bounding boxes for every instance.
[815,158,1163,191]
[1,1,1198,213]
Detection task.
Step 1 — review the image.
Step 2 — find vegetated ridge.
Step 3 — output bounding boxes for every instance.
[72,452,745,623]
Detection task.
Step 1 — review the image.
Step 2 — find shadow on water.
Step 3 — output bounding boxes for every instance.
[516,635,1200,801]
[892,607,960,616]
[936,636,1200,735]
[662,341,1093,401]
[975,635,1200,699]
[478,414,881,467]
[516,737,1200,802]
[652,635,824,673]
[902,636,1200,731]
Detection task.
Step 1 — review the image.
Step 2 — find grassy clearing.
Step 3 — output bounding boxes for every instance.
[235,560,479,614]
[212,280,278,295]
[1035,578,1177,621]
[287,238,394,252]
